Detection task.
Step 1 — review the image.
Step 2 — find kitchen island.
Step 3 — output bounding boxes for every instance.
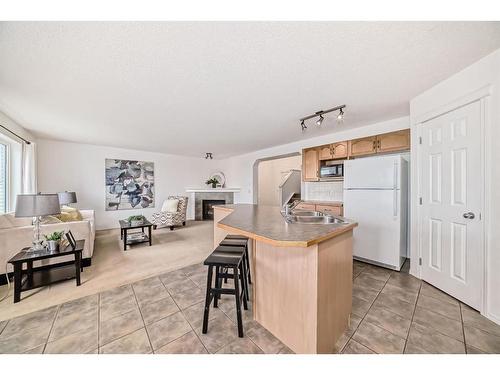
[213,204,357,354]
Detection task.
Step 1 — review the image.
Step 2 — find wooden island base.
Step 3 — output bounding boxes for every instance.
[214,205,354,354]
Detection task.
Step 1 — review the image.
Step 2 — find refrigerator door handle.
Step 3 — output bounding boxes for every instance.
[393,188,398,217]
[393,162,398,217]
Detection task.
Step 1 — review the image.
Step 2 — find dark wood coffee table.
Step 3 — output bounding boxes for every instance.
[8,240,85,303]
[119,219,153,251]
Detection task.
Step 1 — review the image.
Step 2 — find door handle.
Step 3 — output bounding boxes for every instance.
[463,212,475,219]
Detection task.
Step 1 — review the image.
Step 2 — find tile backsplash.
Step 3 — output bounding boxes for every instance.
[304,181,344,202]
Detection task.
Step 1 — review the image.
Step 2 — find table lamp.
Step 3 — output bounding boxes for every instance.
[57,191,77,207]
[15,193,61,251]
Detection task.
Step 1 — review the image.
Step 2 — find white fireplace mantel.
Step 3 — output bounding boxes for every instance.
[185,187,241,193]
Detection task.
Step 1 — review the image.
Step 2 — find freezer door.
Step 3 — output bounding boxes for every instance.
[344,189,403,269]
[344,155,401,189]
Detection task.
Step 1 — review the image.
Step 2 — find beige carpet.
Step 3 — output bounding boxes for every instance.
[0,221,214,321]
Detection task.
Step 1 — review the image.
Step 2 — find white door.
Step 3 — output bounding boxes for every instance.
[419,100,482,309]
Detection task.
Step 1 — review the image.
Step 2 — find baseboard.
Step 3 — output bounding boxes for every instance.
[0,258,92,286]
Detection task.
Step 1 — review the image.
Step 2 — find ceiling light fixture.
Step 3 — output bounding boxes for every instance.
[205,153,213,159]
[299,104,346,132]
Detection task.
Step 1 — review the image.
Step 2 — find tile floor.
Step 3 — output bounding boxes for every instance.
[1,259,499,354]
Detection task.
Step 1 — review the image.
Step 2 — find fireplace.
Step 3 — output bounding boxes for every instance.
[202,199,225,220]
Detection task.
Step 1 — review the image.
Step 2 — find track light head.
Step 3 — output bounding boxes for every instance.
[300,120,307,132]
[337,108,344,124]
[316,114,324,127]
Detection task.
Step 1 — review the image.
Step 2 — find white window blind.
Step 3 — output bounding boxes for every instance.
[0,143,6,214]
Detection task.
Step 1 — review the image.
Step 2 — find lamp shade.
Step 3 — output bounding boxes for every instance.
[57,191,77,205]
[15,194,61,217]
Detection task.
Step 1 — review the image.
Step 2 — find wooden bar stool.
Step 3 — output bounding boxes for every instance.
[222,235,252,284]
[213,243,250,302]
[202,246,248,337]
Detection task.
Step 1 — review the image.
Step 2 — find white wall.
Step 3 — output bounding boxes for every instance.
[257,155,301,206]
[224,116,410,204]
[409,48,500,324]
[37,139,225,230]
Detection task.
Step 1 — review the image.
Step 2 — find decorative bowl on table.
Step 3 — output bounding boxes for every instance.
[128,215,146,226]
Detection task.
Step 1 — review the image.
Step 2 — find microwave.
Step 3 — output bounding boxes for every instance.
[319,161,344,180]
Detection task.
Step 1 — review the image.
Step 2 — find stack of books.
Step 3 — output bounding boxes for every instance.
[127,233,146,241]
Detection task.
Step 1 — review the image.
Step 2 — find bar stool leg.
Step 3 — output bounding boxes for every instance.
[245,244,252,284]
[239,261,249,303]
[240,263,249,310]
[202,265,213,334]
[233,266,244,337]
[214,265,220,308]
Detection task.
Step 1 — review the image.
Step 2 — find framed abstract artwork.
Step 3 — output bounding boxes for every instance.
[105,159,155,211]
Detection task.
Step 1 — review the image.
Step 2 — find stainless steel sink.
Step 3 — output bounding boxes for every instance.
[284,210,347,224]
[291,210,326,217]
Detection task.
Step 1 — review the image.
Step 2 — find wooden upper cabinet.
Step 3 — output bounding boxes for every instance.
[331,141,348,159]
[318,145,333,160]
[377,129,410,153]
[348,136,377,157]
[303,148,319,181]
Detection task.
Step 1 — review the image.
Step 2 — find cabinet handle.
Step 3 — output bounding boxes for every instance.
[373,141,376,150]
[378,139,381,149]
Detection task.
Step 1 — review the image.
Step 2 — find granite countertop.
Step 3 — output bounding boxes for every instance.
[215,204,357,247]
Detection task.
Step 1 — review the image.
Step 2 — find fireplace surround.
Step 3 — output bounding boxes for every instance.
[191,191,235,220]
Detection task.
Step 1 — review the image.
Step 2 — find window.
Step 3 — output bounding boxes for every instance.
[0,142,7,214]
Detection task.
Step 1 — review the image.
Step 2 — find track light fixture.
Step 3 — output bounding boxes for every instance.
[205,153,213,159]
[299,104,346,132]
[316,114,324,126]
[300,120,307,132]
[337,108,344,124]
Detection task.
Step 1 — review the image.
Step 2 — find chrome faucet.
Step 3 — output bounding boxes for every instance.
[282,200,301,217]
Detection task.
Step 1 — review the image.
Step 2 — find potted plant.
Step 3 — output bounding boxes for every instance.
[44,231,65,251]
[127,215,146,226]
[205,177,219,188]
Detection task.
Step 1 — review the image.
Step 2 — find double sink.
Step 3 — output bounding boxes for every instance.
[283,210,347,225]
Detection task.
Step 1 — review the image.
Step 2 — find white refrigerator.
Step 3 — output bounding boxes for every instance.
[343,154,408,271]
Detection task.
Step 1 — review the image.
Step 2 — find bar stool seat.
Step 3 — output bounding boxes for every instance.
[225,234,249,240]
[202,246,248,337]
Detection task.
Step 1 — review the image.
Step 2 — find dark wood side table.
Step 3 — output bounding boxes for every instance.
[119,219,153,251]
[7,240,85,303]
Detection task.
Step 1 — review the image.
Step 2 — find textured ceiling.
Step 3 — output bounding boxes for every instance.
[1,22,500,157]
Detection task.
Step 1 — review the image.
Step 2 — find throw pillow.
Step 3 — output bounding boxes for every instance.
[40,215,63,224]
[57,206,83,222]
[162,199,179,213]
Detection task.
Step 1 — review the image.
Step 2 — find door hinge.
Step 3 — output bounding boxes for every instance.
[419,197,422,205]
[419,136,422,145]
[419,258,422,266]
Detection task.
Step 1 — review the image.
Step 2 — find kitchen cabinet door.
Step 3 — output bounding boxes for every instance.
[315,205,343,216]
[303,149,319,181]
[295,203,316,211]
[318,145,333,160]
[331,141,348,159]
[377,129,410,153]
[348,136,377,157]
